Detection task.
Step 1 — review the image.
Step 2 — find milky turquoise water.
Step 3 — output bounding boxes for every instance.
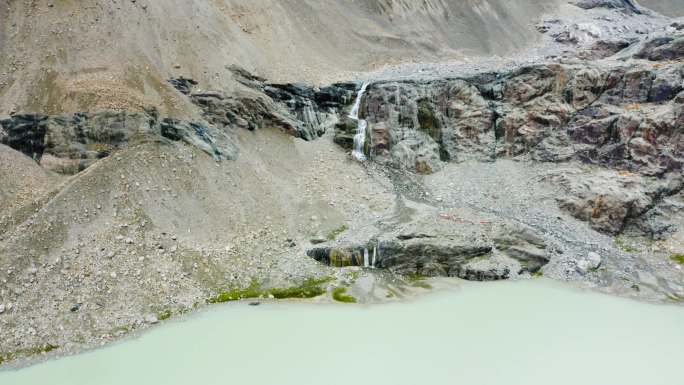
[2,279,683,385]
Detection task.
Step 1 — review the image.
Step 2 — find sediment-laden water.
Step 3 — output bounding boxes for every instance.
[3,280,683,385]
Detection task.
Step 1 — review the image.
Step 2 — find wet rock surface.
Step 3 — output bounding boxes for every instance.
[173,66,355,141]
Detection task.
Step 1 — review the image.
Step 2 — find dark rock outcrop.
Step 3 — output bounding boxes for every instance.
[543,168,680,234]
[168,77,198,95]
[0,114,48,161]
[573,0,642,14]
[3,68,354,173]
[307,224,551,281]
[0,110,236,172]
[333,115,359,150]
[158,118,236,160]
[308,239,495,278]
[179,67,355,141]
[354,79,496,173]
[625,191,684,239]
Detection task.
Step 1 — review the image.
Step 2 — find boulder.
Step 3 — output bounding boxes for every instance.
[576,252,603,274]
[493,225,549,272]
[455,255,516,281]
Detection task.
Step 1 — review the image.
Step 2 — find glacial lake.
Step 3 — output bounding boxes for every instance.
[2,279,683,385]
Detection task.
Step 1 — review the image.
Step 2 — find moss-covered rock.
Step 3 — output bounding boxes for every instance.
[208,277,333,303]
[332,287,357,303]
[157,309,173,321]
[330,248,354,267]
[671,254,684,265]
[0,344,59,365]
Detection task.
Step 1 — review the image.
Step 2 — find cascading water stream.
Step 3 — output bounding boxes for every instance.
[349,82,370,161]
[349,82,377,269]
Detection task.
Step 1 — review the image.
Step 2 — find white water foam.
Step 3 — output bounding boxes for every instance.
[349,82,370,161]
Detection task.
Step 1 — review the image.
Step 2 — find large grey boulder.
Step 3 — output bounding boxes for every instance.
[576,252,603,274]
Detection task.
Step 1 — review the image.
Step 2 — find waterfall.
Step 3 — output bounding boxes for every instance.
[350,82,370,161]
[363,248,370,268]
[371,246,377,268]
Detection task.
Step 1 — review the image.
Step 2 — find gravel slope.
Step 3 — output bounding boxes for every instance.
[0,0,565,115]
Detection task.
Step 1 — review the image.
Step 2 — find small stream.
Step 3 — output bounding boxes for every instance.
[350,82,369,161]
[2,279,683,385]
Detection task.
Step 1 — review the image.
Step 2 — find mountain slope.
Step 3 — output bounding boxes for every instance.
[0,0,565,115]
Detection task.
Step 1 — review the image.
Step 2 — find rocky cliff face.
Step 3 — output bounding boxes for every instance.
[347,37,683,175]
[334,35,683,237]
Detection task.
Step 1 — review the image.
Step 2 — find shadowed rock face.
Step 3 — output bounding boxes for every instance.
[0,114,48,161]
